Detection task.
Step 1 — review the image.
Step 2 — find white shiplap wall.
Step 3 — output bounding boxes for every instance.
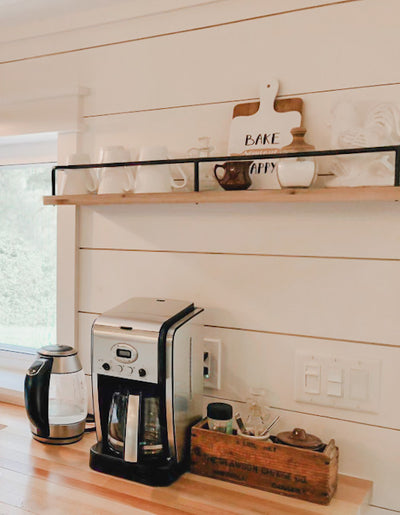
[1,0,399,512]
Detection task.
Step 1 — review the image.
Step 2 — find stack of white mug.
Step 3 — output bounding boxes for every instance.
[59,145,188,195]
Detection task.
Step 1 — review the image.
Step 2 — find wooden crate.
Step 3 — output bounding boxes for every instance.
[190,419,339,505]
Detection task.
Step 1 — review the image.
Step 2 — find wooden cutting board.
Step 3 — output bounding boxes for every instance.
[232,96,303,121]
[229,79,303,189]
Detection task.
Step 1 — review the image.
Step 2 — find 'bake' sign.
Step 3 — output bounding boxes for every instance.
[228,79,302,189]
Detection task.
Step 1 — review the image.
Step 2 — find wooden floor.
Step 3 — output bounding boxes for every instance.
[0,403,372,514]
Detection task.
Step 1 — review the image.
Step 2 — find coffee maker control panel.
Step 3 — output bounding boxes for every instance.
[93,337,158,384]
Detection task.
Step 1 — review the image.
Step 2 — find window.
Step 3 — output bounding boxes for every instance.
[0,163,56,352]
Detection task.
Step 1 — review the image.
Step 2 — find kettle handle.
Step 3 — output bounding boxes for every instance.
[24,357,53,438]
[124,394,140,463]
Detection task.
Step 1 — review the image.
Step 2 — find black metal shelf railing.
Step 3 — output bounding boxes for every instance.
[51,144,400,195]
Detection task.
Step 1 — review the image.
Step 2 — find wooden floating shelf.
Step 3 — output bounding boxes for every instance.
[43,186,400,206]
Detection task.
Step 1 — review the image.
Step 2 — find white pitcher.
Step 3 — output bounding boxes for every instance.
[135,146,187,193]
[97,146,135,194]
[60,153,97,195]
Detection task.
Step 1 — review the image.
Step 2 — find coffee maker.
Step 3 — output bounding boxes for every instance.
[89,297,204,485]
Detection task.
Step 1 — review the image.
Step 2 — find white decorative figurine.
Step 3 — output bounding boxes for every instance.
[327,102,400,186]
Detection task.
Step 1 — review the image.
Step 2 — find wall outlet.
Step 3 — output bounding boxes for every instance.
[203,338,221,390]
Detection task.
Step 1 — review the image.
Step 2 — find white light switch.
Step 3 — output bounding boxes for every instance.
[327,381,342,397]
[295,352,380,413]
[327,367,342,384]
[350,368,369,401]
[304,364,320,394]
[327,367,343,397]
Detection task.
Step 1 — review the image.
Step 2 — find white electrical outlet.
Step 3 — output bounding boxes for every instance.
[203,338,221,390]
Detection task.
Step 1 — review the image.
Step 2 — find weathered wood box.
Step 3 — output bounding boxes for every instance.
[190,419,339,505]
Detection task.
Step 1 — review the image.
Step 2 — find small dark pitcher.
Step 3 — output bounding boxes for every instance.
[213,161,252,190]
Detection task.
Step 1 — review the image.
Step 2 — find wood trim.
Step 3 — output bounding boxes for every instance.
[0,0,360,66]
[44,186,400,206]
[78,247,400,263]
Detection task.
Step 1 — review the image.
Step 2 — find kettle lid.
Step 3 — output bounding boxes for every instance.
[38,345,77,357]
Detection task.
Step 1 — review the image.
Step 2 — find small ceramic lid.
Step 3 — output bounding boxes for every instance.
[276,427,322,449]
[38,345,77,357]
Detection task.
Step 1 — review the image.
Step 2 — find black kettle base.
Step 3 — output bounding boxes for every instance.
[32,432,84,445]
[89,442,186,486]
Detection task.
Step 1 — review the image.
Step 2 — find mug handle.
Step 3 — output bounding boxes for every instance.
[170,162,187,190]
[87,169,98,193]
[214,163,226,181]
[123,167,135,192]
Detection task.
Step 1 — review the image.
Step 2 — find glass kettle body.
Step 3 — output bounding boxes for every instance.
[24,345,87,444]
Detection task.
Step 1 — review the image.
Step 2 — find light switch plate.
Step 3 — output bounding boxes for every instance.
[295,352,381,413]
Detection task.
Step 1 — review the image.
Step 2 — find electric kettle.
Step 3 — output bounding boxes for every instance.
[24,345,87,444]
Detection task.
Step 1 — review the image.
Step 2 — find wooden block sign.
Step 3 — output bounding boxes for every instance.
[228,79,302,189]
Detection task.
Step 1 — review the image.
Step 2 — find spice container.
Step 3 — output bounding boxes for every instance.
[207,402,233,434]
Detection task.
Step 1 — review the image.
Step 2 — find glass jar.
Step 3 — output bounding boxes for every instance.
[207,402,233,434]
[244,388,271,436]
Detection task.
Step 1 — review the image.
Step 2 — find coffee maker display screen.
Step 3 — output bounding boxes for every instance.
[116,348,131,359]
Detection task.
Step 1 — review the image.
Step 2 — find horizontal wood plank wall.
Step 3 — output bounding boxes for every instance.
[1,0,399,511]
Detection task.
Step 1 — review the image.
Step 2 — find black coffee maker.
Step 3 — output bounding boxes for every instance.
[89,297,204,485]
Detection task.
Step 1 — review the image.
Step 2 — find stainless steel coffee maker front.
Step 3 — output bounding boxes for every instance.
[89,297,203,485]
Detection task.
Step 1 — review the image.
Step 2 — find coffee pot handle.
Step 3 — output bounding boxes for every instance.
[214,163,226,182]
[124,394,140,462]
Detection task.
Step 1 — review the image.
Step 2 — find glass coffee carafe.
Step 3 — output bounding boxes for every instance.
[108,392,163,461]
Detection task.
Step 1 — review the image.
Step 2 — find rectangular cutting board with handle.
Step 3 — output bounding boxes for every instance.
[229,79,303,189]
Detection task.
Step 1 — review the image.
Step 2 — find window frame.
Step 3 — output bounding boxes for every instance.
[0,132,78,405]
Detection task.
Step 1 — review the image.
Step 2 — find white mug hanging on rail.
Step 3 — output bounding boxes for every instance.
[97,146,135,194]
[60,153,97,195]
[135,145,187,193]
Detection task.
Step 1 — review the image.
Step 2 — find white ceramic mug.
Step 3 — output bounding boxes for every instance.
[60,153,97,195]
[135,145,187,193]
[97,146,135,194]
